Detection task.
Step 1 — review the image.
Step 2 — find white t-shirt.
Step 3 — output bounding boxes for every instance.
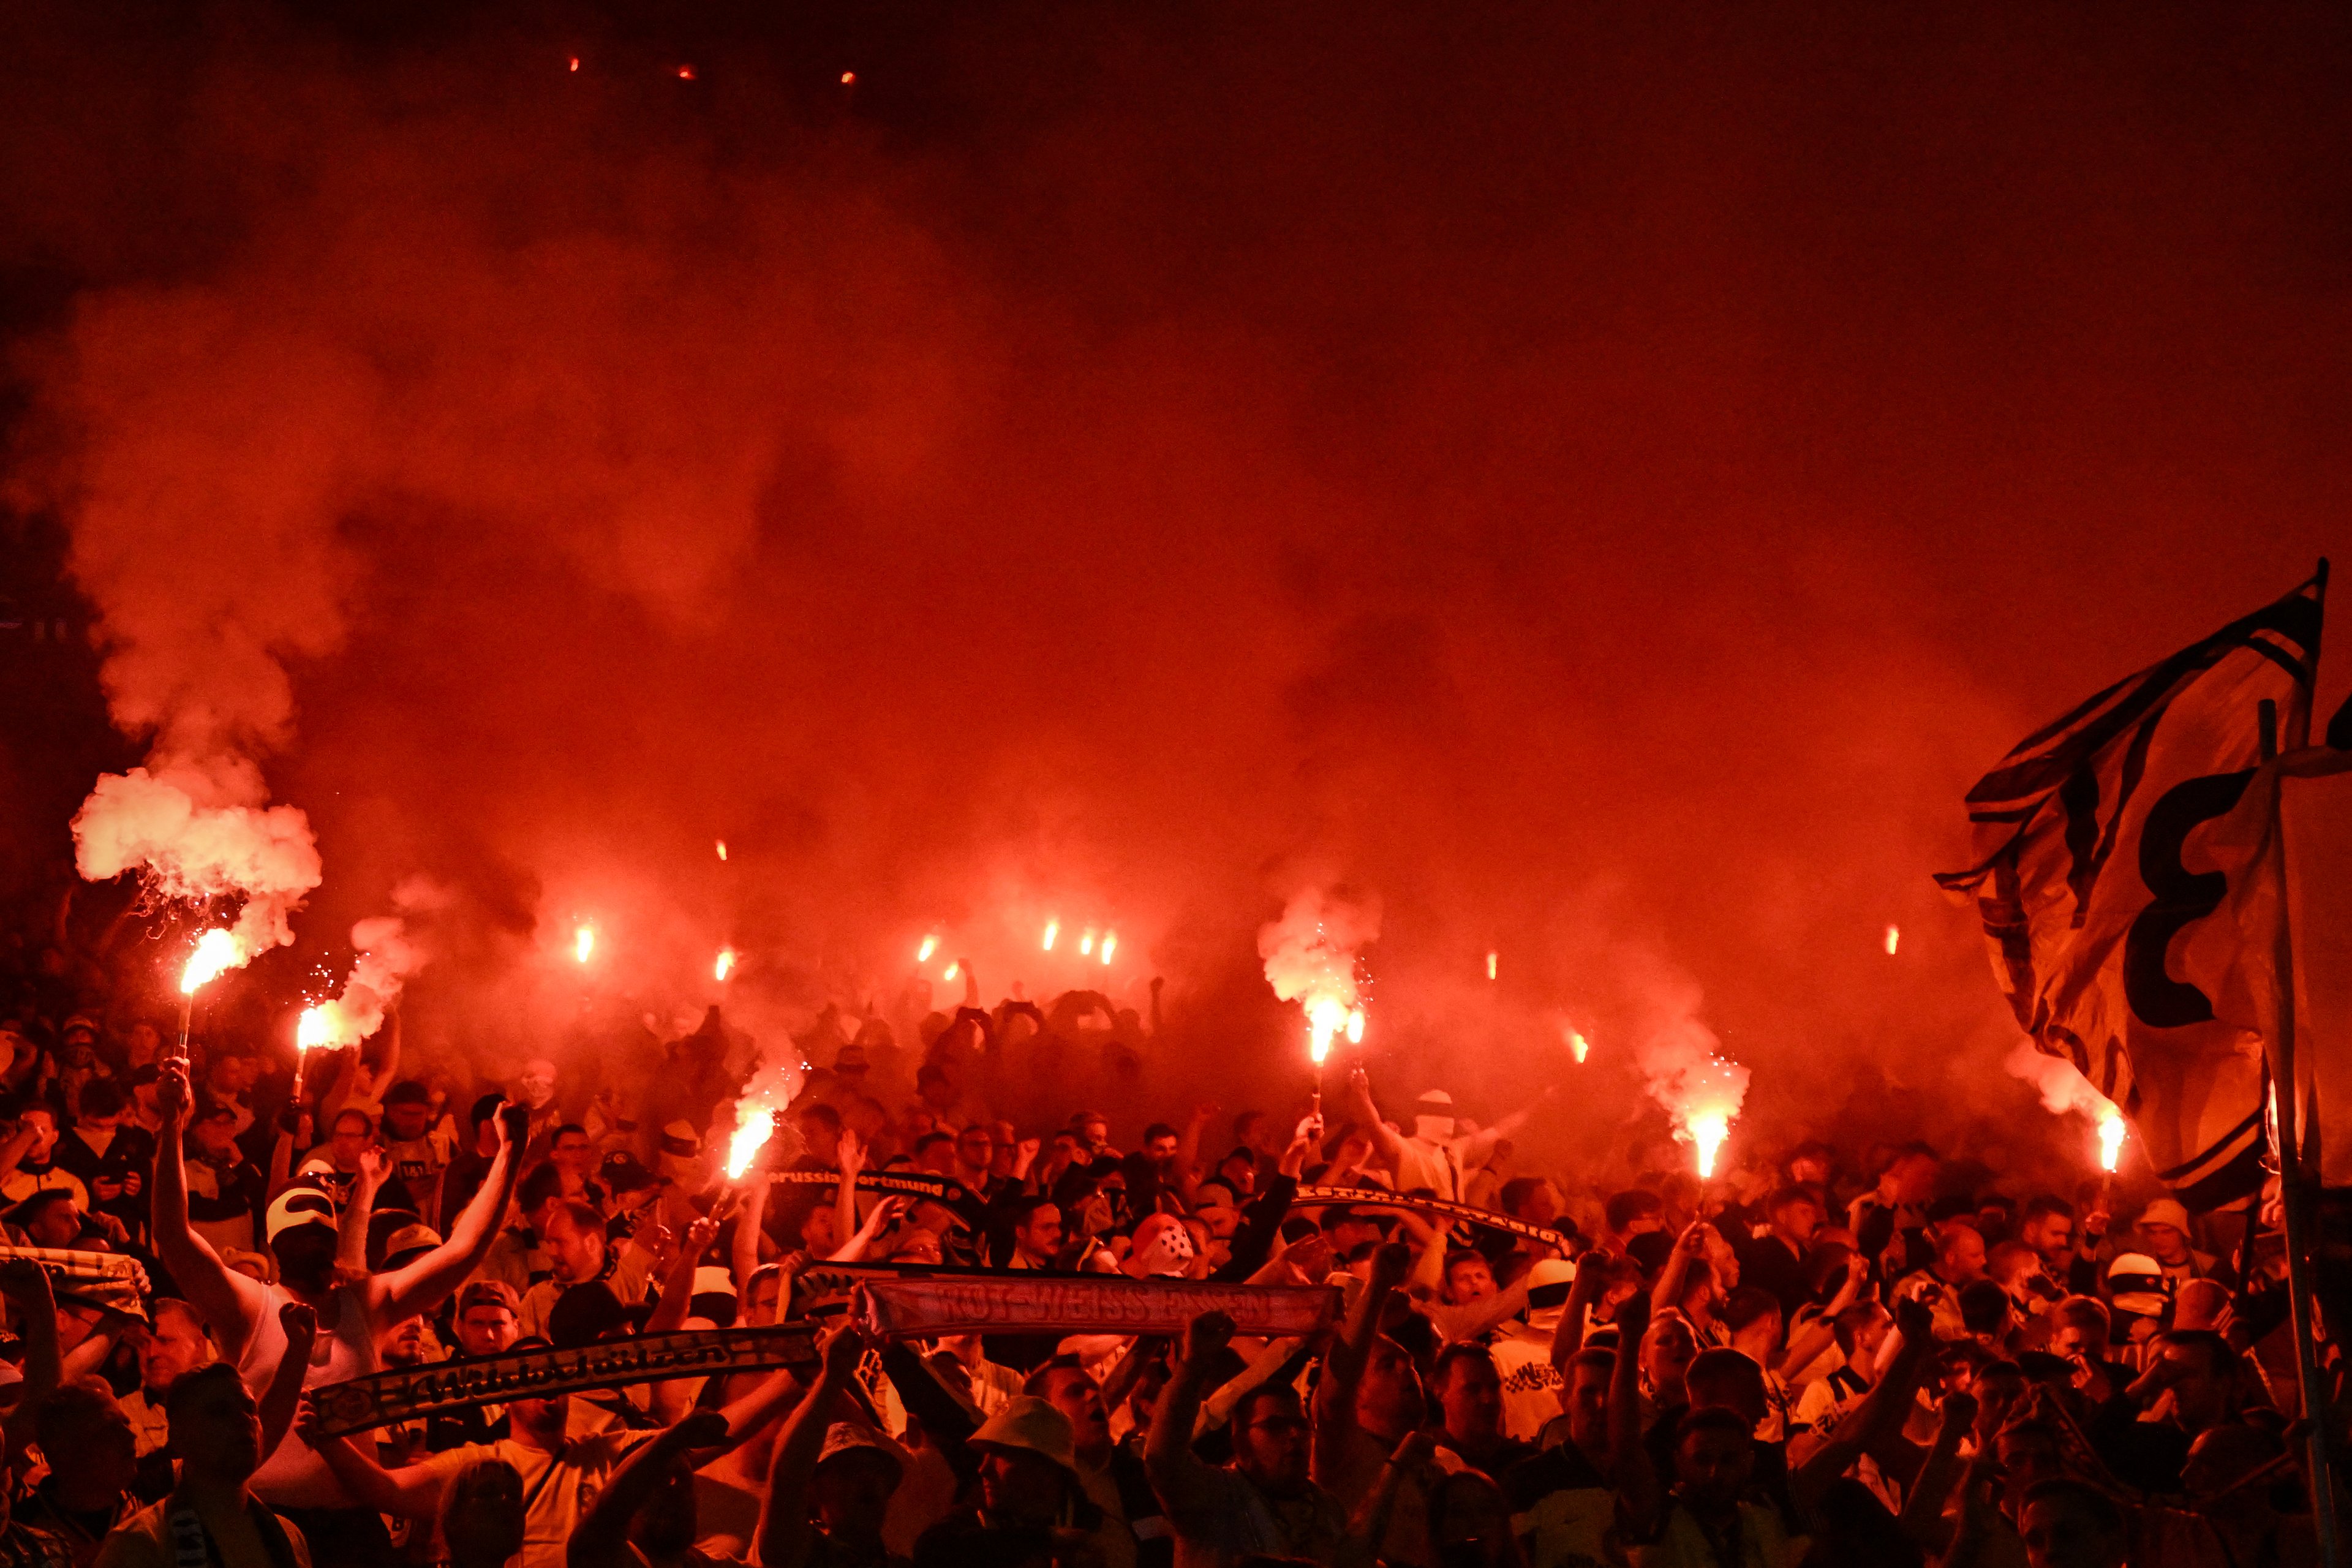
[238,1280,380,1509]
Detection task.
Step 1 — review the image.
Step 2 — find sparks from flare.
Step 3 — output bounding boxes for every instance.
[917,935,938,963]
[1100,931,1117,965]
[1345,1007,1365,1044]
[2098,1112,2126,1173]
[714,948,737,982]
[573,924,595,964]
[180,929,239,995]
[1884,924,1900,955]
[1042,921,1058,952]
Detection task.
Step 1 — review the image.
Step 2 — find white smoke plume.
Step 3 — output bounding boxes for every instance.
[73,764,322,968]
[2003,1038,2118,1120]
[296,878,451,1050]
[1257,886,1382,1060]
[1630,967,1751,1175]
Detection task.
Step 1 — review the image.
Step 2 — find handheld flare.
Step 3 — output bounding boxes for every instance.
[2098,1112,2125,1174]
[1042,920,1058,952]
[573,924,595,965]
[715,948,737,983]
[180,929,239,995]
[1101,931,1118,964]
[917,934,939,963]
[1689,1112,1730,1178]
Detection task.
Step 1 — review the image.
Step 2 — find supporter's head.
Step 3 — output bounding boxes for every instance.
[543,1200,611,1284]
[2150,1330,2239,1434]
[76,1079,124,1129]
[1976,1193,2017,1243]
[383,1314,429,1368]
[549,1123,596,1178]
[1359,1334,1427,1438]
[514,1060,557,1111]
[1959,1280,2015,1343]
[1023,1358,1112,1466]
[203,1048,255,1094]
[1833,1300,1892,1366]
[137,1298,214,1396]
[1215,1147,1257,1196]
[1604,1189,1664,1242]
[1934,1219,1988,1285]
[502,1340,568,1439]
[127,1065,162,1121]
[1499,1176,1563,1226]
[437,1457,526,1568]
[1068,1110,1109,1148]
[1431,1344,1505,1446]
[467,1092,507,1153]
[1720,1286,1782,1352]
[18,1106,57,1160]
[2102,1254,2172,1325]
[2018,1196,2078,1271]
[1684,1348,1766,1427]
[1640,1313,1698,1405]
[1786,1140,1836,1188]
[517,1159,568,1230]
[1671,1406,1755,1510]
[1765,1186,1823,1245]
[1995,1419,2068,1497]
[954,1121,995,1175]
[264,1186,339,1285]
[813,1425,902,1539]
[1412,1090,1456,1143]
[326,1107,375,1170]
[913,1131,956,1175]
[382,1081,434,1142]
[13,1189,83,1248]
[796,1102,843,1166]
[36,1377,138,1496]
[1972,1361,2030,1441]
[2172,1277,2231,1333]
[454,1281,522,1357]
[1229,1383,1313,1494]
[742,1265,785,1327]
[190,1096,244,1157]
[2051,1296,2112,1362]
[125,1020,162,1066]
[165,1363,263,1486]
[2136,1199,2196,1267]
[1442,1249,1496,1305]
[1320,1206,1386,1256]
[1141,1123,1180,1164]
[915,1063,956,1113]
[1562,1348,1614,1452]
[1007,1197,1062,1267]
[1192,1180,1242,1240]
[970,1396,1080,1527]
[1989,1240,2048,1298]
[1881,1143,1941,1205]
[1427,1469,1518,1568]
[2018,1477,2129,1568]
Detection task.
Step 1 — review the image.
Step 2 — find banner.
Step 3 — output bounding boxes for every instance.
[1291,1184,1568,1246]
[857,1274,1340,1341]
[0,1246,149,1317]
[308,1324,821,1438]
[1936,569,2323,1210]
[769,1169,984,1224]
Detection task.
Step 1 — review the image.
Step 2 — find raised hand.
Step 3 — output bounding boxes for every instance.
[280,1299,318,1343]
[157,1061,192,1131]
[357,1146,391,1189]
[666,1409,733,1452]
[0,1257,53,1305]
[1184,1309,1236,1365]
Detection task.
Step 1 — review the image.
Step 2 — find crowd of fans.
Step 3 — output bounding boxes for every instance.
[0,921,2337,1568]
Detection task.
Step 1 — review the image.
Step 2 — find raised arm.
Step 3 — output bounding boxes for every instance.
[257,1302,318,1467]
[369,1102,523,1324]
[1341,1069,1408,1171]
[833,1129,864,1247]
[643,1217,719,1337]
[731,1174,771,1295]
[293,1396,447,1519]
[338,1148,387,1278]
[151,1059,269,1359]
[757,1326,863,1568]
[1779,1254,1867,1383]
[1898,1389,1975,1555]
[1147,1311,1243,1526]
[1792,1296,1937,1511]
[1609,1292,1660,1533]
[1551,1256,1611,1373]
[570,1411,730,1568]
[1315,1243,1410,1459]
[0,1261,59,1458]
[828,1195,907,1264]
[1649,1221,1708,1315]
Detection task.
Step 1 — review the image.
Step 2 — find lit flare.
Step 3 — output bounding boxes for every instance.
[715,948,737,982]
[1486,951,1498,981]
[1080,930,1095,956]
[1101,931,1117,965]
[917,935,939,963]
[1689,1112,1730,1178]
[1884,924,1900,955]
[726,1106,775,1178]
[573,924,595,964]
[2098,1112,2125,1173]
[1042,921,1058,952]
[179,928,240,995]
[1306,995,1349,1065]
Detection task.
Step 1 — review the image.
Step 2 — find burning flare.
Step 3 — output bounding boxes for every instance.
[917,934,938,963]
[1100,931,1118,965]
[1042,920,1058,952]
[295,911,430,1051]
[1259,887,1381,1068]
[1080,930,1095,956]
[180,928,241,995]
[1486,951,1498,981]
[716,840,728,861]
[1884,924,1901,955]
[726,1057,797,1178]
[715,948,737,982]
[1632,976,1749,1183]
[296,1006,334,1051]
[2098,1112,2126,1173]
[573,923,595,964]
[1688,1112,1731,1178]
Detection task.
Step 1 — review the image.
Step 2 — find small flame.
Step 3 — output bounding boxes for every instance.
[1884,924,1901,955]
[1100,931,1117,964]
[568,56,580,72]
[1345,1006,1365,1044]
[726,1106,774,1178]
[942,962,960,981]
[840,70,857,85]
[1689,1112,1730,1178]
[676,64,696,80]
[715,948,736,982]
[1486,951,1498,981]
[917,934,939,963]
[1080,930,1095,956]
[1567,1027,1590,1063]
[179,928,240,995]
[1042,920,1058,952]
[2099,1112,2125,1173]
[716,839,728,861]
[573,924,595,964]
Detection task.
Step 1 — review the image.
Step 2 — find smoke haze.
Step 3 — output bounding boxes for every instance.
[2,1,2347,1179]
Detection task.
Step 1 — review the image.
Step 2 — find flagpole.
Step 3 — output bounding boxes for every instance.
[2260,695,2344,1568]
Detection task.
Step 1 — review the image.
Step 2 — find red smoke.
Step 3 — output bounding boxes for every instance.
[2,3,2346,1179]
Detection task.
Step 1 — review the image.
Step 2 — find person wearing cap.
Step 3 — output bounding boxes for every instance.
[757,1324,908,1568]
[914,1393,1107,1558]
[298,1335,805,1568]
[1147,1311,1345,1568]
[655,1121,706,1189]
[422,1283,521,1453]
[150,1058,526,1568]
[2135,1198,2233,1290]
[1028,1356,1166,1568]
[1338,1068,1535,1205]
[377,1081,455,1219]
